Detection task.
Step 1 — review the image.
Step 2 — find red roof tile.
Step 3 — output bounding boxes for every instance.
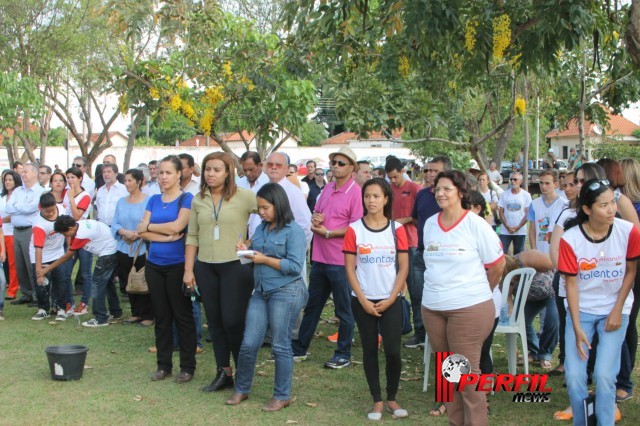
[180,132,257,147]
[546,111,640,138]
[322,129,404,145]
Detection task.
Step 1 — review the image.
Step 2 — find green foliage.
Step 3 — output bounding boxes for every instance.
[298,121,328,146]
[0,72,44,128]
[135,112,196,146]
[47,127,67,147]
[134,136,163,147]
[591,142,640,160]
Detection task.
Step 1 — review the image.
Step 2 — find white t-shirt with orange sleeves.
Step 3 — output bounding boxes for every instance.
[558,218,640,315]
[343,219,408,300]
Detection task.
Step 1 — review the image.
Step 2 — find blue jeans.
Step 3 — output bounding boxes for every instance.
[33,261,73,311]
[91,254,121,324]
[292,262,354,359]
[410,249,426,339]
[565,312,629,426]
[236,280,308,399]
[524,296,559,361]
[499,234,526,255]
[74,248,94,304]
[173,301,203,348]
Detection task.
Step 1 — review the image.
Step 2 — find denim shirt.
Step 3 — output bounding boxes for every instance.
[250,220,306,293]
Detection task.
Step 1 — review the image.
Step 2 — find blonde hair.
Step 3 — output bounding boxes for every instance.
[620,158,640,203]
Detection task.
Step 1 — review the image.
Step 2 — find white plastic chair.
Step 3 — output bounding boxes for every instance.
[494,267,536,375]
[423,335,431,392]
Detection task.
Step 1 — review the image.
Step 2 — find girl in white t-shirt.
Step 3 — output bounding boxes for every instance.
[343,178,409,421]
[559,179,640,426]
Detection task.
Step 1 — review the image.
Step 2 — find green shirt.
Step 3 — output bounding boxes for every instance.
[186,187,257,263]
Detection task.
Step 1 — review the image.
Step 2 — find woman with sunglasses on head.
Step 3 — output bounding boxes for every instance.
[559,179,640,425]
[64,167,94,315]
[137,155,196,384]
[183,152,257,393]
[343,178,409,421]
[227,183,307,411]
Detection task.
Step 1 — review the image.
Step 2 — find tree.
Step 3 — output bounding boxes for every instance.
[135,111,196,146]
[299,121,328,146]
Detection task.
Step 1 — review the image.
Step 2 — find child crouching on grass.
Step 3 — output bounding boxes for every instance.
[38,215,122,328]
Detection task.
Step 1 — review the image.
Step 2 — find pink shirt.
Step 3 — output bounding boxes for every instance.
[312,178,363,265]
[390,179,420,248]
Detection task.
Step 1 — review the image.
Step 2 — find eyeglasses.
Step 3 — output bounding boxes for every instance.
[266,162,285,169]
[510,178,520,182]
[573,178,586,185]
[424,169,440,174]
[585,179,610,192]
[330,160,349,167]
[73,163,83,168]
[315,172,324,176]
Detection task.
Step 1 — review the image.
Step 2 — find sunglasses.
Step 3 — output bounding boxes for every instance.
[510,178,519,182]
[424,169,440,174]
[573,178,586,185]
[585,179,610,192]
[315,172,324,176]
[73,163,83,168]
[266,162,285,169]
[330,160,349,167]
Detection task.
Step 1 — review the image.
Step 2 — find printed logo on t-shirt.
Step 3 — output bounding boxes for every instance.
[357,243,395,264]
[537,215,551,242]
[578,255,624,281]
[506,200,523,211]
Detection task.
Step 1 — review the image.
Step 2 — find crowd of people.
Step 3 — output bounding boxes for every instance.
[1,148,639,423]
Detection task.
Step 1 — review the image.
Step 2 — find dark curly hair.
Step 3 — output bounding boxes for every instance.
[434,170,471,209]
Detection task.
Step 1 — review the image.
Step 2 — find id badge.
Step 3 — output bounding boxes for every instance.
[214,225,220,241]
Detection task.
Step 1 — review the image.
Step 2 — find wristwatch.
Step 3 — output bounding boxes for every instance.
[325,229,331,239]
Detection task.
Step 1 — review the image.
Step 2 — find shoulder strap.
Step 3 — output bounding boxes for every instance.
[131,239,144,264]
[177,192,187,210]
[390,220,398,272]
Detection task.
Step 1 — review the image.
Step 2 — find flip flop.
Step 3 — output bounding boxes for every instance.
[553,409,572,421]
[429,403,447,417]
[616,390,633,402]
[549,365,565,376]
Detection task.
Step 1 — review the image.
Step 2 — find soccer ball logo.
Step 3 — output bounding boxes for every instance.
[441,354,471,383]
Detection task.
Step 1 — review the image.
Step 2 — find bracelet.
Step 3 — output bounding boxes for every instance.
[146,223,150,232]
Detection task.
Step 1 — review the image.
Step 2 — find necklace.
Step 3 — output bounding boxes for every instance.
[582,223,607,257]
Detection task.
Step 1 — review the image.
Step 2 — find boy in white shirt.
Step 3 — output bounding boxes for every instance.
[38,216,122,328]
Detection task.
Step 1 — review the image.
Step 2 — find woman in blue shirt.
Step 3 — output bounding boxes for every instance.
[226,183,308,412]
[112,168,152,326]
[138,156,196,384]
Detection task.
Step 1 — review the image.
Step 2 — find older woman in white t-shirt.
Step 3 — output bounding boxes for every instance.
[559,179,640,425]
[344,178,409,421]
[421,170,505,426]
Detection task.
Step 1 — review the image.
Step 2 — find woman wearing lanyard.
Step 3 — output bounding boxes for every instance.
[183,152,257,392]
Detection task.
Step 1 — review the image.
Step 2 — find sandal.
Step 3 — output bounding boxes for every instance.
[540,360,553,370]
[429,403,447,417]
[616,389,633,402]
[549,364,564,376]
[553,407,573,421]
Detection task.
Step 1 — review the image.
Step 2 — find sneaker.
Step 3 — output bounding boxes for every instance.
[32,309,50,321]
[65,303,75,316]
[327,332,338,343]
[82,318,109,328]
[74,302,89,315]
[55,309,67,321]
[108,314,124,324]
[324,356,350,369]
[0,311,4,320]
[293,353,309,362]
[403,335,425,349]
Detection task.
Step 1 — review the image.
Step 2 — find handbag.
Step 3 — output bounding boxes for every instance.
[391,221,413,335]
[126,241,149,295]
[527,270,554,302]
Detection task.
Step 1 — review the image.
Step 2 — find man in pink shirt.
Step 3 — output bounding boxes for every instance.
[292,146,363,369]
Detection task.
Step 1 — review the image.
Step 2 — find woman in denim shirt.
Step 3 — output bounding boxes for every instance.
[227,183,308,412]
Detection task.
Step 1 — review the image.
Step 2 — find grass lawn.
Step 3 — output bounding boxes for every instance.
[1,296,638,425]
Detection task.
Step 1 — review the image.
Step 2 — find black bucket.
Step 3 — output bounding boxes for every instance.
[44,345,89,381]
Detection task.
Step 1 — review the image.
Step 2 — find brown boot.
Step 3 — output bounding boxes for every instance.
[226,393,248,406]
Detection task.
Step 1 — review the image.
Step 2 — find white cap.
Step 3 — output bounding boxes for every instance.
[548,148,554,153]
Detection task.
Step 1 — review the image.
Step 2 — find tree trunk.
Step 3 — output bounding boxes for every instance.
[522,80,530,191]
[124,111,145,171]
[626,0,640,67]
[578,51,587,156]
[491,117,516,166]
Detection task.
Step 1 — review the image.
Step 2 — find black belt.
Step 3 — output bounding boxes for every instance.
[14,226,32,231]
